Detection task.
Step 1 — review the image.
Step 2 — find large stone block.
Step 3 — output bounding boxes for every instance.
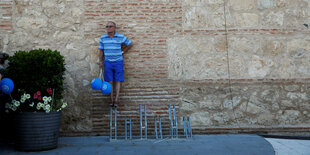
[168,36,228,80]
[258,0,275,10]
[286,38,310,77]
[228,36,260,78]
[200,94,225,110]
[257,112,275,126]
[183,6,226,29]
[261,38,285,56]
[246,102,266,114]
[183,1,225,29]
[16,17,48,30]
[277,110,302,125]
[180,98,199,112]
[260,89,280,103]
[191,111,212,126]
[223,96,241,110]
[211,112,231,125]
[235,13,259,28]
[248,55,274,78]
[230,0,256,11]
[287,38,310,52]
[262,11,284,27]
[280,100,296,108]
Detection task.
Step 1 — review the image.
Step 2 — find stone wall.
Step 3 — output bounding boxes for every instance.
[0,0,309,136]
[0,0,93,133]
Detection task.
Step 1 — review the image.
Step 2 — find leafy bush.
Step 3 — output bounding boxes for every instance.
[5,49,66,112]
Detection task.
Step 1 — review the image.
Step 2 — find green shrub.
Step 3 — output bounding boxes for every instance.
[6,49,66,111]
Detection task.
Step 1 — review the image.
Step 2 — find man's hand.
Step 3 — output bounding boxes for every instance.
[122,43,133,54]
[99,61,103,69]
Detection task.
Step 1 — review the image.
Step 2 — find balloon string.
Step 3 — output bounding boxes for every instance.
[99,69,103,79]
[9,94,13,100]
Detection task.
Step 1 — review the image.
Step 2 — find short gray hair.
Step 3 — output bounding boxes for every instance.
[107,21,116,27]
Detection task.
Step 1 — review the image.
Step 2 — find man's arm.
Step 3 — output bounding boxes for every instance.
[99,49,104,68]
[122,43,133,54]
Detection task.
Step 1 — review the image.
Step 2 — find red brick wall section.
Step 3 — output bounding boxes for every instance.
[85,0,183,136]
[85,0,182,82]
[0,0,12,33]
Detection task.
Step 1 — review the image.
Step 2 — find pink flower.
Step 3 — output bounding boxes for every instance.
[47,88,52,95]
[36,91,41,96]
[33,94,38,99]
[38,96,42,101]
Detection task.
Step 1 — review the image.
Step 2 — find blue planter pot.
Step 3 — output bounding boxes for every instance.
[14,111,61,151]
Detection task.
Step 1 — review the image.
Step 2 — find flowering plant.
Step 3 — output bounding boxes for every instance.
[4,49,66,113]
[5,88,67,113]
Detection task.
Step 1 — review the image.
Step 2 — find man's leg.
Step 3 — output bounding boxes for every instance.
[114,81,121,106]
[109,81,114,106]
[104,61,114,106]
[114,61,124,107]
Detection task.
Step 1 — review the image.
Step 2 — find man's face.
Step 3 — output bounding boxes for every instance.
[106,22,116,33]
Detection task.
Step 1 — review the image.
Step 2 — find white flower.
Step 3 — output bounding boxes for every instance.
[14,101,20,107]
[29,102,34,107]
[48,97,52,102]
[44,104,51,111]
[25,94,31,99]
[43,96,48,102]
[38,102,44,108]
[61,102,67,109]
[44,101,48,104]
[37,102,44,110]
[36,104,41,110]
[44,104,51,113]
[20,98,26,103]
[21,94,27,99]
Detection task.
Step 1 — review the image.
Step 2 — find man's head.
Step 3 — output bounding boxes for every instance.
[106,21,116,34]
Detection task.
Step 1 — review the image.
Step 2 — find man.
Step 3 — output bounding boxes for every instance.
[98,21,133,107]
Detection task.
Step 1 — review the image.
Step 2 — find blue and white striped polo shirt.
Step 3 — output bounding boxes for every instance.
[98,32,132,62]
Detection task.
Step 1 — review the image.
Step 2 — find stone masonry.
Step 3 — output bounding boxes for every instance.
[0,0,309,136]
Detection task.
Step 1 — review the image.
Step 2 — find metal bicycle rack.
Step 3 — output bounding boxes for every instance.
[154,117,163,139]
[110,107,117,140]
[109,104,192,141]
[140,104,147,139]
[124,117,132,140]
[183,116,192,138]
[169,104,178,138]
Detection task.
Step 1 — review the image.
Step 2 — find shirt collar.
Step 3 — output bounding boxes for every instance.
[103,32,119,38]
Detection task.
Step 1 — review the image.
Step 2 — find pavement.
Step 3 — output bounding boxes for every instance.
[0,134,309,155]
[265,137,310,155]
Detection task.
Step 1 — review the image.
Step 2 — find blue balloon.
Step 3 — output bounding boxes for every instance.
[91,78,102,90]
[0,78,14,94]
[101,81,112,95]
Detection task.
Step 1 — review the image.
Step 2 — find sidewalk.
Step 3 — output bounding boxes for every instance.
[1,134,275,155]
[265,138,310,155]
